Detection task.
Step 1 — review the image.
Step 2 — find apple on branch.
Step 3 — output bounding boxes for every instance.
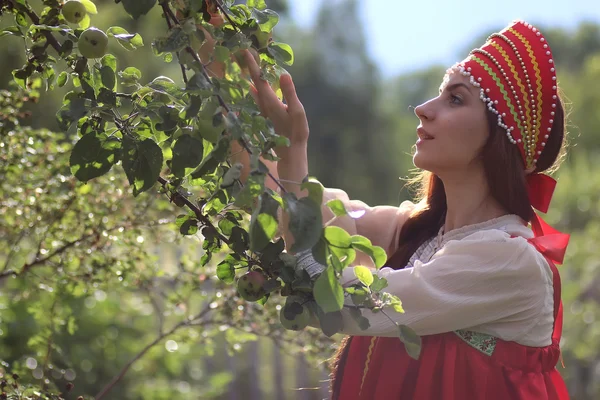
[62,0,87,24]
[78,27,108,59]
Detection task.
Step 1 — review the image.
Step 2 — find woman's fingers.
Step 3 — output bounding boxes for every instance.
[248,84,267,115]
[244,50,281,109]
[280,74,303,114]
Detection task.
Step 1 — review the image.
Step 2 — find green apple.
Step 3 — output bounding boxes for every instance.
[236,271,267,302]
[279,296,311,331]
[78,27,108,59]
[62,0,87,24]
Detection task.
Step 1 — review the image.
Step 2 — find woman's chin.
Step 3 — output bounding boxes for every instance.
[412,153,432,170]
[413,154,443,175]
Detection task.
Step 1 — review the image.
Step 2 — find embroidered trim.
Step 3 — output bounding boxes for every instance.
[489,41,532,135]
[508,27,543,165]
[359,337,377,396]
[454,329,497,356]
[470,56,525,135]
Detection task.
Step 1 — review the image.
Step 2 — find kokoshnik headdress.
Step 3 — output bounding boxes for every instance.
[451,20,569,263]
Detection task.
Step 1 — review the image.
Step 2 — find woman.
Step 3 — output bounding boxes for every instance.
[243,20,571,399]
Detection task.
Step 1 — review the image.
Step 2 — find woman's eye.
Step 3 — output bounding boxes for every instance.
[450,94,462,104]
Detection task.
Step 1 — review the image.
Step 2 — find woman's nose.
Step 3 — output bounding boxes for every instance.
[414,101,434,121]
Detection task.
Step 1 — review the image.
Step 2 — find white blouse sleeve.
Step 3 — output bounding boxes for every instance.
[321,188,415,259]
[338,230,553,341]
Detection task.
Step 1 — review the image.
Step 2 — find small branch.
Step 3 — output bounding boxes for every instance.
[0,269,16,280]
[1,230,27,273]
[115,92,135,99]
[19,234,95,276]
[8,0,62,54]
[179,63,188,84]
[94,301,216,400]
[213,1,241,32]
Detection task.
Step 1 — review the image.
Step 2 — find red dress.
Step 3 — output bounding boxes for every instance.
[336,234,570,400]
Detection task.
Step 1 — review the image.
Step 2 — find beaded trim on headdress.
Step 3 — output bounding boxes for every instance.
[448,21,558,170]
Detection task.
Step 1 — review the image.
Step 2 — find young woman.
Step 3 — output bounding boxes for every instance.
[243,20,571,400]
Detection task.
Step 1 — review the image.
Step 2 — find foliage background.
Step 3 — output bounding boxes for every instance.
[2,0,600,399]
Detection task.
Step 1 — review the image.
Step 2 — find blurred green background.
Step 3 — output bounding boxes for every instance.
[2,0,600,398]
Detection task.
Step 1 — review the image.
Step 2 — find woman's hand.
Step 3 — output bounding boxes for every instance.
[243,50,309,159]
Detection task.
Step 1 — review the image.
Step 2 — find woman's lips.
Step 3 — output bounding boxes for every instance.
[416,127,434,147]
[417,126,434,140]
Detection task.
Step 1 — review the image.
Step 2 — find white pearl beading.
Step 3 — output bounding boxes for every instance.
[451,22,559,168]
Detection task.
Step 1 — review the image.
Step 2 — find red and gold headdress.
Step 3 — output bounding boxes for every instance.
[452,21,569,262]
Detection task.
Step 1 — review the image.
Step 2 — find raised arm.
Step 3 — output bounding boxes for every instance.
[243,52,414,256]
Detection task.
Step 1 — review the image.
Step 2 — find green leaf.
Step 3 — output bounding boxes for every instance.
[99,66,116,91]
[70,132,121,182]
[284,193,323,253]
[313,266,344,313]
[300,178,323,206]
[351,235,388,268]
[221,164,243,188]
[251,8,279,31]
[12,68,28,90]
[120,0,157,19]
[217,261,235,284]
[249,192,280,252]
[107,26,144,51]
[353,266,374,287]
[398,325,422,360]
[57,91,88,129]
[148,76,184,102]
[312,235,328,266]
[315,308,343,337]
[324,225,352,248]
[101,54,117,72]
[246,0,267,9]
[214,45,230,63]
[229,226,249,254]
[180,218,199,235]
[121,136,163,196]
[15,12,28,27]
[328,245,356,271]
[0,26,23,38]
[171,134,204,178]
[78,13,91,29]
[370,275,388,292]
[382,292,404,313]
[184,95,202,119]
[268,42,294,66]
[348,307,370,331]
[80,0,98,14]
[57,71,69,87]
[191,136,230,179]
[233,171,265,208]
[119,66,142,86]
[152,27,189,54]
[326,199,347,217]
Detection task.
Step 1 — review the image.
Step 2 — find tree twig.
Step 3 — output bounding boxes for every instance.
[19,233,96,276]
[94,300,216,400]
[8,0,62,54]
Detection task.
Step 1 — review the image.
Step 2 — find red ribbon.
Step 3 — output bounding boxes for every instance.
[526,173,570,264]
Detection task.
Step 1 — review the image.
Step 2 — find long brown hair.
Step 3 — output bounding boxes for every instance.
[329,92,568,399]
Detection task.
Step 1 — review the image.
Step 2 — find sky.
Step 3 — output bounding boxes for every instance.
[288,0,600,78]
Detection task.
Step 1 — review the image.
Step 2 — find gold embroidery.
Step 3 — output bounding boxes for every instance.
[359,336,377,396]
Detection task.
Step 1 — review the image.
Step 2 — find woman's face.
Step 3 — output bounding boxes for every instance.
[413,71,490,176]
